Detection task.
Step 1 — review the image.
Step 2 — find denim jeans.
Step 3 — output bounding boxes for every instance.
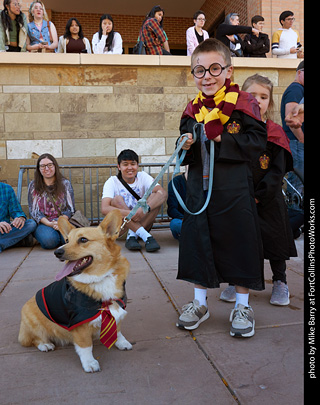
[0,219,36,252]
[34,224,65,250]
[287,139,304,210]
[170,218,183,240]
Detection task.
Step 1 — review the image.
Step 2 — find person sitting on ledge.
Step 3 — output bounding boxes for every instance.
[0,182,36,253]
[0,0,28,52]
[57,17,91,53]
[101,149,167,252]
[92,14,123,54]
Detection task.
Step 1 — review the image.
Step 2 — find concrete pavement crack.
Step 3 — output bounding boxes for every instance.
[140,251,241,404]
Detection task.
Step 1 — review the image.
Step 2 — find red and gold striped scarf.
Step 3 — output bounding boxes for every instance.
[191,79,240,140]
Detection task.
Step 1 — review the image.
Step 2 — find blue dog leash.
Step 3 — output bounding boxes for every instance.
[120,123,214,230]
[171,123,214,215]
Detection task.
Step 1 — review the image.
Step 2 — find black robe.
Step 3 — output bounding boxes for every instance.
[177,93,267,290]
[253,120,297,260]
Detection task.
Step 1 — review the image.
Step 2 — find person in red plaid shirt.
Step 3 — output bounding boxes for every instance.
[140,5,171,55]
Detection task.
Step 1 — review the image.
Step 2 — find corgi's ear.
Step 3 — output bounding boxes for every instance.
[58,216,75,240]
[99,209,123,240]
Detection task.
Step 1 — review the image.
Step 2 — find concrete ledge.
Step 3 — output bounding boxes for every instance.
[0,52,302,69]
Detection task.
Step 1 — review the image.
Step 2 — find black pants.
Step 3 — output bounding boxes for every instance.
[7,45,21,52]
[269,259,287,284]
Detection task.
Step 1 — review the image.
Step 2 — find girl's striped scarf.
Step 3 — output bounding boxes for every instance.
[191,79,240,140]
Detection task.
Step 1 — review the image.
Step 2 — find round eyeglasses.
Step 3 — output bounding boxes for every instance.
[191,63,231,79]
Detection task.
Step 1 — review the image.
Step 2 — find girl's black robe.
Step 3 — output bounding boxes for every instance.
[253,120,297,260]
[177,92,267,290]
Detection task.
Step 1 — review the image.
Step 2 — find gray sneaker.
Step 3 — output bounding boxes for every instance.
[176,299,210,330]
[230,304,255,338]
[270,280,290,306]
[220,285,236,302]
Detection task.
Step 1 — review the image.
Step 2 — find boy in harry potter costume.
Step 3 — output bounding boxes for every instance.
[176,39,267,337]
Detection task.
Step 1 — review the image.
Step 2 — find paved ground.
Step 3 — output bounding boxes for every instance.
[0,230,304,405]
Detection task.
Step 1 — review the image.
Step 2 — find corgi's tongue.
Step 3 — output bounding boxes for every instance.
[55,256,93,281]
[55,261,76,281]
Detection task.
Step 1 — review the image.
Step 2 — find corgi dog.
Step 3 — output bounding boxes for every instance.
[18,209,132,373]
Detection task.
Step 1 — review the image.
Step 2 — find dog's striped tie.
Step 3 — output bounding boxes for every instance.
[100,304,117,349]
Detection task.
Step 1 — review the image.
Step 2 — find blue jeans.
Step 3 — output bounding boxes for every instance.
[0,219,36,252]
[287,139,304,210]
[34,224,65,249]
[170,218,183,240]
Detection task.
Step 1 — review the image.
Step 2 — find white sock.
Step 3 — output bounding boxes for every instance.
[127,229,137,239]
[135,227,151,243]
[194,288,207,307]
[235,293,249,308]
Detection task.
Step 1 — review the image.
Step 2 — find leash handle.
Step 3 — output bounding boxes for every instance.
[172,123,215,216]
[121,131,193,226]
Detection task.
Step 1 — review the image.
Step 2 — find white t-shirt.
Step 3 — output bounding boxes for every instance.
[102,171,158,210]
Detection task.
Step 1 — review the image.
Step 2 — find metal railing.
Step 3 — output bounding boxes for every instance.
[17,163,175,226]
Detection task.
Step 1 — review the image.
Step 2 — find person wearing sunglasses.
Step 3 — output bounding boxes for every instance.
[272,10,303,59]
[175,38,267,338]
[186,10,209,56]
[28,153,75,250]
[0,0,28,52]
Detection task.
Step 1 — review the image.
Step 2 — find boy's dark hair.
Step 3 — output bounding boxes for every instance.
[279,10,293,25]
[117,149,139,165]
[191,38,231,67]
[251,15,264,26]
[193,10,205,20]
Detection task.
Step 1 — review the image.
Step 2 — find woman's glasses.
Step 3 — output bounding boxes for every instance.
[39,163,54,170]
[191,63,231,79]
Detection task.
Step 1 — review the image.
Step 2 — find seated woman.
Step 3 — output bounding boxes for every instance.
[92,14,123,54]
[26,1,58,52]
[0,0,28,52]
[139,5,170,55]
[28,153,75,250]
[57,17,91,53]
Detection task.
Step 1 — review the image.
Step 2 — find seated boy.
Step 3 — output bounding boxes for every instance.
[0,182,36,253]
[176,38,267,337]
[101,149,167,252]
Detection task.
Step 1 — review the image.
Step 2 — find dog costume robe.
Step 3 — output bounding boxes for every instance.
[36,278,126,348]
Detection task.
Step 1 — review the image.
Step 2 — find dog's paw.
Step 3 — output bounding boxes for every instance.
[37,343,55,352]
[82,359,101,373]
[115,332,133,351]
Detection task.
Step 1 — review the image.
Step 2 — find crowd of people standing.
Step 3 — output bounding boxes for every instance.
[0,1,303,58]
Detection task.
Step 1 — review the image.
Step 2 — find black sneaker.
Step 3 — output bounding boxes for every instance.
[15,233,34,248]
[145,236,160,252]
[125,236,141,251]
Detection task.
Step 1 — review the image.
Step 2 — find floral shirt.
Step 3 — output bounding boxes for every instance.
[28,178,75,223]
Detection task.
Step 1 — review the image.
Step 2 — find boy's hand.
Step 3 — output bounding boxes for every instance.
[181,133,195,150]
